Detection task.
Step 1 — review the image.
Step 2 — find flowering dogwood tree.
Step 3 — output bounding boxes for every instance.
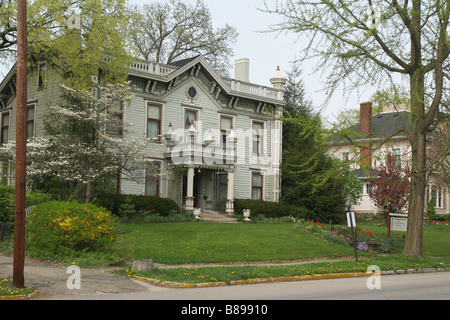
[6,83,150,202]
[369,153,410,214]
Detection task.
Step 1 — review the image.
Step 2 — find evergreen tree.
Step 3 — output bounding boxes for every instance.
[281,63,361,221]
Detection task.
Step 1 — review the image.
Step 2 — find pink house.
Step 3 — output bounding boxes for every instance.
[328,102,449,217]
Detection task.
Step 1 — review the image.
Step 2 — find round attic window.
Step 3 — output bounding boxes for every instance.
[187,86,197,99]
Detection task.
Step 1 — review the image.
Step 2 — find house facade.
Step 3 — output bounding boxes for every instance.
[0,56,286,214]
[328,102,449,217]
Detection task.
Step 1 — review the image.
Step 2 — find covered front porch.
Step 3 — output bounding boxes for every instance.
[164,123,237,215]
[179,165,235,215]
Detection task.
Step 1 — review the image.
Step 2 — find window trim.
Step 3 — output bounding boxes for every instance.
[428,184,444,209]
[26,104,36,139]
[251,172,264,200]
[220,115,234,145]
[1,111,10,146]
[147,102,162,141]
[106,101,124,136]
[38,62,47,91]
[252,120,264,155]
[145,162,161,197]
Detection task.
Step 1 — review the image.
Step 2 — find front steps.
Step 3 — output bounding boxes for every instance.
[197,210,240,223]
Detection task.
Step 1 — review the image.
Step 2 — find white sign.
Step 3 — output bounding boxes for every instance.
[346,212,356,227]
[390,216,407,232]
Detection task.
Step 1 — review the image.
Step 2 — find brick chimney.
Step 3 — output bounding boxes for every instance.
[360,102,373,168]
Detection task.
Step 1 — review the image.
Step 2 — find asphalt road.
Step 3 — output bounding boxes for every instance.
[1,253,449,302]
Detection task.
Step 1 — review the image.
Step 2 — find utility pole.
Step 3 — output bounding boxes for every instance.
[13,0,28,289]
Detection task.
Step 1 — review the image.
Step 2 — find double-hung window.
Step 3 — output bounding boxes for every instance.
[252,121,264,155]
[38,62,47,91]
[145,162,161,197]
[185,109,197,130]
[27,105,35,138]
[220,116,233,145]
[1,112,9,146]
[147,103,162,140]
[107,101,123,136]
[252,172,263,200]
[429,185,443,208]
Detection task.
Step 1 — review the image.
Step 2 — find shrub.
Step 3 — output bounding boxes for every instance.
[0,185,53,224]
[93,193,181,217]
[26,201,116,258]
[234,199,312,219]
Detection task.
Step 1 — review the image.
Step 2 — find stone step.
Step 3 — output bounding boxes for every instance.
[198,210,240,223]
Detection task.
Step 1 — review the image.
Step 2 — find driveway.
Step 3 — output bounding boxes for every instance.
[0,254,148,299]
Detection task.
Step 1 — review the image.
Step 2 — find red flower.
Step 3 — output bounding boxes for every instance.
[397,233,400,236]
[365,232,373,235]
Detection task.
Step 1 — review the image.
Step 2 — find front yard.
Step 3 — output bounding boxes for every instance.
[1,216,449,294]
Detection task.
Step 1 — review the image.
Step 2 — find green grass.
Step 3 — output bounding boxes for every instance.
[113,219,450,284]
[114,223,357,265]
[116,255,450,285]
[0,278,35,298]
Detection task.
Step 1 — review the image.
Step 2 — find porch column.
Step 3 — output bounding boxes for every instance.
[271,109,283,202]
[226,167,235,215]
[185,166,195,211]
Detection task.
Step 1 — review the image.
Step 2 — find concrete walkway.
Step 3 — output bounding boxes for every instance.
[0,254,147,299]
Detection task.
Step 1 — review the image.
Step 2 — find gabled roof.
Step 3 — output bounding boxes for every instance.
[167,55,201,68]
[354,111,411,139]
[130,55,285,105]
[330,111,412,144]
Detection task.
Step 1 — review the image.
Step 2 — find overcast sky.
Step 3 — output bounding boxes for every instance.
[0,0,378,123]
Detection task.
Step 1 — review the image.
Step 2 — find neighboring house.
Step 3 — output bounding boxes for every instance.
[0,56,286,214]
[328,102,449,216]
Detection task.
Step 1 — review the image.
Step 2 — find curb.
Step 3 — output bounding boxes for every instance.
[0,290,37,300]
[133,267,450,289]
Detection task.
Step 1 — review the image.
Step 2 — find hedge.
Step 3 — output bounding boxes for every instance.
[234,199,312,219]
[93,193,181,217]
[0,185,53,224]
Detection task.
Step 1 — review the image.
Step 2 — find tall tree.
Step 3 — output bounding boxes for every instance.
[129,0,238,76]
[1,0,134,89]
[264,0,449,256]
[281,62,362,220]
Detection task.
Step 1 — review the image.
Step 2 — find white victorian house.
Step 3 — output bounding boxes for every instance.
[0,56,286,214]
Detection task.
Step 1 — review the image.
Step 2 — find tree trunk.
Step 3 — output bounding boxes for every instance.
[403,68,426,256]
[85,180,92,203]
[403,130,426,256]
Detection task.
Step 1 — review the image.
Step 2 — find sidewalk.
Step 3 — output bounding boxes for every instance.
[0,254,147,299]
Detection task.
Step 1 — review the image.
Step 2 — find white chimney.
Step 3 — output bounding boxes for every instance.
[234,58,250,82]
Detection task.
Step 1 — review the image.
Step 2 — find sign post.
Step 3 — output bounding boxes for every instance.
[346,212,358,262]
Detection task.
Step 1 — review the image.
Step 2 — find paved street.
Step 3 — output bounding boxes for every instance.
[1,254,449,302]
[55,271,450,301]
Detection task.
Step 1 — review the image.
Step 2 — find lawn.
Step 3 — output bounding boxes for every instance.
[113,220,450,285]
[114,223,357,265]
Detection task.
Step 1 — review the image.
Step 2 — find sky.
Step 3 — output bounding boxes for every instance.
[0,0,377,123]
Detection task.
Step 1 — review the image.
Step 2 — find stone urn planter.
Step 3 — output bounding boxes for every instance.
[193,208,202,220]
[243,209,251,221]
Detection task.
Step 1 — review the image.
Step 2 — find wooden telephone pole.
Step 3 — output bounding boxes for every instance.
[13,0,28,289]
